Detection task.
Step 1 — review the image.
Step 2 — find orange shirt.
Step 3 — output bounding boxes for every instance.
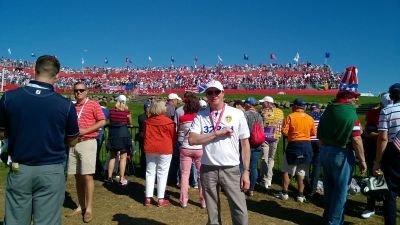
[282,109,316,142]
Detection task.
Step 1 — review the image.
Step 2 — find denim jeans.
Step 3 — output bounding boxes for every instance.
[320,145,355,225]
[250,146,262,191]
[95,128,105,175]
[190,161,199,186]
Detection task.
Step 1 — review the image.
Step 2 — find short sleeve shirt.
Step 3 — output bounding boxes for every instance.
[378,103,400,142]
[75,99,105,138]
[190,104,250,166]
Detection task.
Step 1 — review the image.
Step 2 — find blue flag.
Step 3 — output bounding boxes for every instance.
[104,58,109,64]
[171,56,175,63]
[31,52,36,57]
[243,54,249,60]
[198,84,208,94]
[325,52,330,58]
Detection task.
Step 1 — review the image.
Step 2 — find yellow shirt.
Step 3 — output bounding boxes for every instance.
[282,109,316,142]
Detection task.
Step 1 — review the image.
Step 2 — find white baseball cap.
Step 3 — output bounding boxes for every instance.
[259,96,274,103]
[380,93,392,107]
[116,95,127,103]
[206,80,224,91]
[168,93,182,101]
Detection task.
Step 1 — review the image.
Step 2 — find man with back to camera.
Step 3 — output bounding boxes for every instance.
[318,66,367,225]
[258,96,284,189]
[0,55,80,225]
[67,81,106,223]
[276,98,316,203]
[189,80,251,225]
[373,83,400,225]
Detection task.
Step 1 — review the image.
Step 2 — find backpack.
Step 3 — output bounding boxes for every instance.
[248,113,265,146]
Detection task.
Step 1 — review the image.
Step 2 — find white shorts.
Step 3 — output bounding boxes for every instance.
[281,153,309,177]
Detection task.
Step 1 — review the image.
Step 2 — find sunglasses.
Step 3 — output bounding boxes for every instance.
[206,90,222,96]
[74,89,86,93]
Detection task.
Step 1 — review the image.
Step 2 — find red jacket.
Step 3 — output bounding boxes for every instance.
[144,114,176,154]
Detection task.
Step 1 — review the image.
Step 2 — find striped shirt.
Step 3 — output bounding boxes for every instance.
[109,108,130,125]
[378,102,400,142]
[75,99,105,138]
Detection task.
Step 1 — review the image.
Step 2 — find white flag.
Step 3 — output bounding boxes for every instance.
[217,55,223,62]
[81,57,85,65]
[7,48,11,55]
[293,52,300,63]
[148,56,152,62]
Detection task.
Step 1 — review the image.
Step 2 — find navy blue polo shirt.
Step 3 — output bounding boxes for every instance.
[0,80,79,165]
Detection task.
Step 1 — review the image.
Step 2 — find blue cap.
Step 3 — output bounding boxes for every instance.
[293,98,305,107]
[389,83,400,95]
[244,97,257,106]
[144,102,151,109]
[310,103,320,109]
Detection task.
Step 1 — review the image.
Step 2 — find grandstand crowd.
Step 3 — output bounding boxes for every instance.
[1,57,341,93]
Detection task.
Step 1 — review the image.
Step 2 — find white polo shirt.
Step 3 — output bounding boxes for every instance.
[190,104,250,166]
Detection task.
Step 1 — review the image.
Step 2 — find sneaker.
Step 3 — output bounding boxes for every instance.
[180,202,187,208]
[144,198,151,206]
[297,195,306,203]
[275,192,289,200]
[264,180,272,189]
[246,190,254,197]
[200,201,206,209]
[104,178,113,184]
[120,178,128,186]
[157,199,170,207]
[193,184,199,189]
[361,210,375,219]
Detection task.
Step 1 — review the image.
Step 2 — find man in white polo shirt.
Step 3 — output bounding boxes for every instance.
[189,80,251,225]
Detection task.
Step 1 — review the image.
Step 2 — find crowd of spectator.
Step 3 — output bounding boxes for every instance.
[1,57,342,93]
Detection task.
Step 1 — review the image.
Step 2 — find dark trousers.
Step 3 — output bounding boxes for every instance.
[95,129,105,176]
[382,143,400,225]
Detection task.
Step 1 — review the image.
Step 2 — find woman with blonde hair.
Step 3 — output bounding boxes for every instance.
[105,95,132,186]
[144,100,176,207]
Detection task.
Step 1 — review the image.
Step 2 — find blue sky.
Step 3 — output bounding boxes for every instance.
[1,0,399,94]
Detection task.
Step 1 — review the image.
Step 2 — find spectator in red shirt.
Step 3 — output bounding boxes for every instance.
[67,82,106,223]
[105,95,133,186]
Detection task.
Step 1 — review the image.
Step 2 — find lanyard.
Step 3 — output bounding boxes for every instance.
[77,98,89,119]
[209,104,225,133]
